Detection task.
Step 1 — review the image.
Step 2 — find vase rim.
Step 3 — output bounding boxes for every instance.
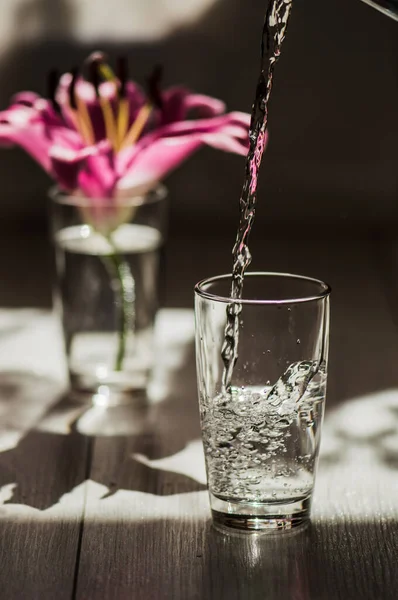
[48,183,167,208]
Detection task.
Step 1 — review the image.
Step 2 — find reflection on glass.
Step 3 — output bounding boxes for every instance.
[361,0,398,20]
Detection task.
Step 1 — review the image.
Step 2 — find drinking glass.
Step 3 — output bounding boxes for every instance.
[195,272,331,532]
[361,0,398,20]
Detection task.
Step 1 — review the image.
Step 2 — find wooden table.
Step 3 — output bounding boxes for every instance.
[1,237,398,599]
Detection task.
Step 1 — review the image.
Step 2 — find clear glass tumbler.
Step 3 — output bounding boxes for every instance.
[195,272,331,533]
[361,0,398,20]
[50,185,167,404]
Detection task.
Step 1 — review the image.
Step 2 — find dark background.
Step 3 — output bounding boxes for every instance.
[0,0,397,306]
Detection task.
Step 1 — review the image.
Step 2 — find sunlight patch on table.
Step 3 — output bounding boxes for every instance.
[313,388,398,521]
[133,439,207,485]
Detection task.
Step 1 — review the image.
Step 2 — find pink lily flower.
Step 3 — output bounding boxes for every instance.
[0,57,255,200]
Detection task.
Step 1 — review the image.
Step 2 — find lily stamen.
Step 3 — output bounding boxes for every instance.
[120,103,152,149]
[67,67,95,145]
[75,95,95,145]
[116,57,130,149]
[87,52,116,83]
[119,62,160,149]
[90,58,118,150]
[117,97,130,150]
[98,63,116,82]
[100,94,118,150]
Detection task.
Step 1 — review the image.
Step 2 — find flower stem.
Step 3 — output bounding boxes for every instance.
[103,236,135,372]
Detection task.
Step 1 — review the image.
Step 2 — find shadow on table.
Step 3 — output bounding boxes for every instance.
[2,339,398,511]
[0,341,206,510]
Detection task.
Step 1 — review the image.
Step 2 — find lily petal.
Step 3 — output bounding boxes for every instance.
[12,91,41,107]
[33,99,67,128]
[160,88,226,126]
[0,105,53,172]
[200,130,254,155]
[50,140,115,196]
[138,111,251,143]
[160,87,190,126]
[77,143,117,198]
[0,62,253,202]
[118,136,202,190]
[117,110,250,189]
[115,145,142,179]
[50,146,87,192]
[184,93,226,117]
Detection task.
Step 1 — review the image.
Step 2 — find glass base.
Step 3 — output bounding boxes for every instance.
[69,369,149,407]
[210,493,311,534]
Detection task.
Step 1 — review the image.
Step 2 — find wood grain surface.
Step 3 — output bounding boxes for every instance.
[1,238,398,599]
[74,238,398,600]
[0,393,90,600]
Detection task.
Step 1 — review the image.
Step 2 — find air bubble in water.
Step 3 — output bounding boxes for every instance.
[203,359,324,503]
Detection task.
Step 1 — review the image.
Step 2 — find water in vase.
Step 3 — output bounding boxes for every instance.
[55,223,161,394]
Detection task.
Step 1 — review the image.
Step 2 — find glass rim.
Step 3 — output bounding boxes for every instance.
[194,272,331,305]
[48,183,167,208]
[361,0,398,21]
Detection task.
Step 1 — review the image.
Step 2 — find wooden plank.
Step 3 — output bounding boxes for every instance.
[0,431,89,600]
[75,239,398,599]
[0,311,89,600]
[74,519,398,600]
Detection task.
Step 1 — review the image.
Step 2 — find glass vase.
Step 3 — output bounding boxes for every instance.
[49,185,167,404]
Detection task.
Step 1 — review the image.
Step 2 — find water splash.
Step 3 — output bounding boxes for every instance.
[202,360,325,503]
